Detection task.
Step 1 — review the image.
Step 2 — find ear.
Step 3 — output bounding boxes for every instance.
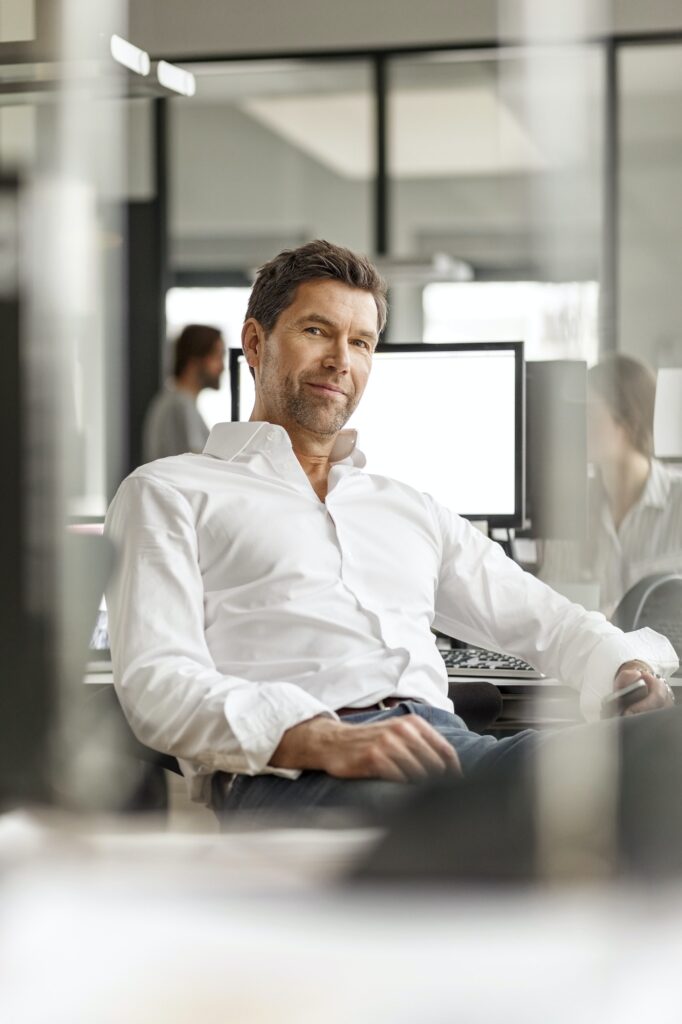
[242,318,265,370]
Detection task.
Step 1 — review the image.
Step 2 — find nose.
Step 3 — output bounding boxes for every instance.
[322,336,351,373]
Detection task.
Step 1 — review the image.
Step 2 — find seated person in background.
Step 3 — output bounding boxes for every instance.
[540,354,682,618]
[105,241,676,823]
[141,323,225,463]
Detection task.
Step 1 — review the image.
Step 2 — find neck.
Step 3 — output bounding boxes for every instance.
[289,426,340,501]
[250,405,339,500]
[175,373,201,399]
[599,450,651,529]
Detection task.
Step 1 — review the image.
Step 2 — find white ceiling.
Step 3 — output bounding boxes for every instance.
[242,85,546,180]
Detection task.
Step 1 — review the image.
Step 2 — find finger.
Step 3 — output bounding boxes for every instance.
[383,739,432,781]
[624,678,669,716]
[395,721,458,776]
[402,715,461,772]
[372,752,412,784]
[615,667,648,690]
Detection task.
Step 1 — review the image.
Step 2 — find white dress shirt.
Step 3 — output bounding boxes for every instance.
[105,422,678,803]
[540,460,682,617]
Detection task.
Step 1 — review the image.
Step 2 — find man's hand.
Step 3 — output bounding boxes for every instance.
[270,713,461,783]
[612,660,675,717]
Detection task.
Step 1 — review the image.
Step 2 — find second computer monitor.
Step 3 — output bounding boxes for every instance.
[233,341,524,527]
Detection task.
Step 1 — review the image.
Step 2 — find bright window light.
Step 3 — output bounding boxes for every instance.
[423,281,599,363]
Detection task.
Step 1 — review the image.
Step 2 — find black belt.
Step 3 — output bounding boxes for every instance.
[336,697,411,717]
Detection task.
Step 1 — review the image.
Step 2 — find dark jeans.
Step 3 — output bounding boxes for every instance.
[213,703,682,880]
[212,701,539,822]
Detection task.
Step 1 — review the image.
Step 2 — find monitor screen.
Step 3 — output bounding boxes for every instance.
[232,342,524,526]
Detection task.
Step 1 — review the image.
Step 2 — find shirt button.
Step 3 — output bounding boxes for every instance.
[267,430,276,442]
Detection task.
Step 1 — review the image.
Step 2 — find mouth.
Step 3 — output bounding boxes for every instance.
[305,382,348,397]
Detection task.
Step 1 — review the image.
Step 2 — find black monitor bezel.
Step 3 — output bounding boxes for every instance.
[230,340,525,528]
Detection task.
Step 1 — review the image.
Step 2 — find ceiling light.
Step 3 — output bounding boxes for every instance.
[372,254,473,285]
[157,60,196,97]
[110,35,150,77]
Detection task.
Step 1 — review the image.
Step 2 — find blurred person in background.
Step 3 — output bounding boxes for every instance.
[142,324,226,463]
[541,354,682,617]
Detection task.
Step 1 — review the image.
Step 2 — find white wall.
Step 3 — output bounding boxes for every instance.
[169,101,372,265]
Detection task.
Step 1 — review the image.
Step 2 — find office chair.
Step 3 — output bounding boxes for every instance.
[68,527,180,813]
[611,572,682,665]
[448,681,502,733]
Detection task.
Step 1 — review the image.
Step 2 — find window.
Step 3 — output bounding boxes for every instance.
[423,280,599,362]
[166,286,250,427]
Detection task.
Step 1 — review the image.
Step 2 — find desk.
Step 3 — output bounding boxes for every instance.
[85,665,681,735]
[449,675,582,733]
[83,663,112,686]
[449,675,682,735]
[87,663,582,733]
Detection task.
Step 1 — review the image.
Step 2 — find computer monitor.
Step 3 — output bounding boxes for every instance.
[232,342,525,527]
[525,359,588,540]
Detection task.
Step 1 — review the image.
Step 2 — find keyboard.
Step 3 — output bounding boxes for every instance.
[441,646,543,679]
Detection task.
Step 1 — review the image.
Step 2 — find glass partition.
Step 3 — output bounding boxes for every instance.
[387,48,604,349]
[169,59,374,276]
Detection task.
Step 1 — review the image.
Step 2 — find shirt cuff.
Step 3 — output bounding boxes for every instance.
[580,627,679,721]
[223,683,339,777]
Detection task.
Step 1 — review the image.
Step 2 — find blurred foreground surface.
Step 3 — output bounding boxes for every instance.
[1,811,682,1024]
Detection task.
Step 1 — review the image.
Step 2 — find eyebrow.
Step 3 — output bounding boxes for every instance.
[293,312,378,346]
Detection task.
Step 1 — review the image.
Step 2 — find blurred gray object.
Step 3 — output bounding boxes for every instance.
[353,707,682,883]
[525,360,588,540]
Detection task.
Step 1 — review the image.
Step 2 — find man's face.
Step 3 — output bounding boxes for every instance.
[245,279,379,437]
[197,338,225,390]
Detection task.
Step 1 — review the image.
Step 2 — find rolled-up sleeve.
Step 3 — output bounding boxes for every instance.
[104,475,335,783]
[428,499,679,720]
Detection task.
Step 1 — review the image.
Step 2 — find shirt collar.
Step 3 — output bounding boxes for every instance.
[203,421,366,468]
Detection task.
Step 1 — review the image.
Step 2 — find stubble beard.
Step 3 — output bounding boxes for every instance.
[264,366,358,436]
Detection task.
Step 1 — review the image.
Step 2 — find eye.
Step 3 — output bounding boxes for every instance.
[351,339,370,350]
[304,325,323,336]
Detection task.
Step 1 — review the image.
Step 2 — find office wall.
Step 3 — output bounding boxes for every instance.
[169,101,371,266]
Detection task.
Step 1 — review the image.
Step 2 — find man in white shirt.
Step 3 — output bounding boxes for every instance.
[105,240,678,819]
